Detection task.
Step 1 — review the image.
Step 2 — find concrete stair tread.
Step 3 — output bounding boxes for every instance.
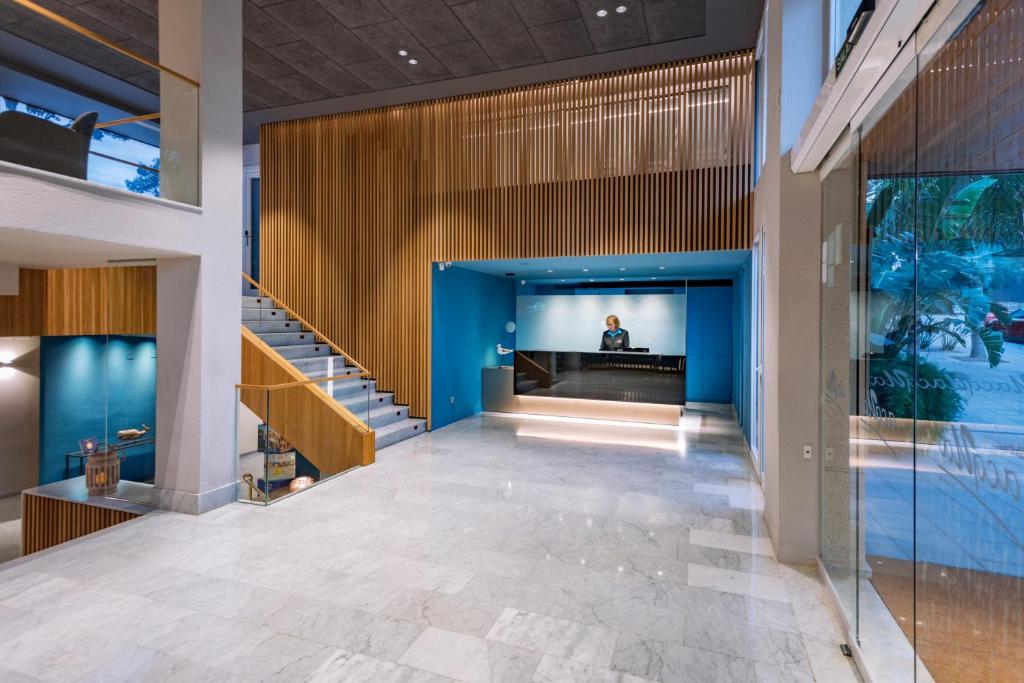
[374,417,426,449]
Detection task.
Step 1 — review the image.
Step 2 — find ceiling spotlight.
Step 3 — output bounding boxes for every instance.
[546,269,554,273]
[589,278,595,282]
[658,266,666,270]
[619,267,626,271]
[582,268,589,272]
[596,9,608,17]
[408,58,418,65]
[398,49,408,57]
[651,277,657,280]
[619,278,625,281]
[616,5,627,13]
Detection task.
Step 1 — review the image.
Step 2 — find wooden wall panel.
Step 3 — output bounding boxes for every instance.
[0,266,156,336]
[21,492,139,555]
[0,269,46,336]
[260,53,755,425]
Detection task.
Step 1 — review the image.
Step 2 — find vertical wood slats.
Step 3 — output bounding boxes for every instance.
[260,52,755,425]
[21,492,139,555]
[0,266,156,337]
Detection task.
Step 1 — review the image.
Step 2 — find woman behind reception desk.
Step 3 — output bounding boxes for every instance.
[600,314,631,350]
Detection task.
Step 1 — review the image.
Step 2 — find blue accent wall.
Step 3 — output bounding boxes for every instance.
[39,335,156,485]
[431,267,516,430]
[685,286,734,403]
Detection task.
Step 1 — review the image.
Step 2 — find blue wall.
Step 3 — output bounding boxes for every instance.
[39,335,156,485]
[685,286,734,403]
[431,267,516,430]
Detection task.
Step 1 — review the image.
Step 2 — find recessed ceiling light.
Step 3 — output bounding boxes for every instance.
[582,268,589,272]
[658,266,666,270]
[596,9,608,17]
[546,269,553,273]
[619,267,626,271]
[589,279,595,282]
[616,5,627,13]
[561,279,566,282]
[408,58,418,65]
[619,278,625,281]
[398,49,408,57]
[651,277,657,280]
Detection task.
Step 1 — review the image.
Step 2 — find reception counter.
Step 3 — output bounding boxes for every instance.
[514,350,685,405]
[482,348,685,425]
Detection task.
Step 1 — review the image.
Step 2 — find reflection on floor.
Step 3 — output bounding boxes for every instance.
[869,555,1024,683]
[0,495,20,564]
[520,368,685,404]
[0,409,857,682]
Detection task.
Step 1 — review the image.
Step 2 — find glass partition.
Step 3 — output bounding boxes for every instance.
[0,0,199,204]
[235,374,372,506]
[820,1,1024,680]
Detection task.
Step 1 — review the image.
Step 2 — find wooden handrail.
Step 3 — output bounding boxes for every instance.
[9,0,200,88]
[95,112,161,129]
[236,372,369,392]
[242,272,370,375]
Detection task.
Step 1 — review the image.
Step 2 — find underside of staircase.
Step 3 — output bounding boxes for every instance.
[242,295,425,450]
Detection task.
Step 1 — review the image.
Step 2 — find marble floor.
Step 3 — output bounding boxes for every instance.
[0,494,21,564]
[0,408,860,683]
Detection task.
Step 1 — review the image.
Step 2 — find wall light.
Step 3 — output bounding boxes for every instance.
[0,350,16,365]
[0,366,14,380]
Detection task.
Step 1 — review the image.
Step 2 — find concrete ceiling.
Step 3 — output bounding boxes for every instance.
[0,0,763,142]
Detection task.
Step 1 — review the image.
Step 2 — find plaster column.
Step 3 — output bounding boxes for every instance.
[154,0,242,513]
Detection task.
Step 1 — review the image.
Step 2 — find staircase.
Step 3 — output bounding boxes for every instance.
[242,295,426,450]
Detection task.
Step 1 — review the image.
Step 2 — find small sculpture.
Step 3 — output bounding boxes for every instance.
[117,424,150,441]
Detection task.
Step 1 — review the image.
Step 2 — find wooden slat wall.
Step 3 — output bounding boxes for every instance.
[260,52,755,424]
[21,492,139,555]
[240,327,375,473]
[0,266,156,336]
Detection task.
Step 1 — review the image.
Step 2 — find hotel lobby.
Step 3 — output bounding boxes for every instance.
[1,0,1021,681]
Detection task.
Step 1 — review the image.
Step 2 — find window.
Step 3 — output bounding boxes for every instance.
[830,0,863,64]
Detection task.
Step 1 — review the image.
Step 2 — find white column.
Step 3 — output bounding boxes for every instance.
[153,0,242,513]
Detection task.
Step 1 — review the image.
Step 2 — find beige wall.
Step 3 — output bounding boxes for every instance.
[0,337,40,497]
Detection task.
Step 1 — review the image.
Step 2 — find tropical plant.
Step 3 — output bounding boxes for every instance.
[125,158,160,196]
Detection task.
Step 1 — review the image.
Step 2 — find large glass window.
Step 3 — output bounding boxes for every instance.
[830,0,863,64]
[819,1,1024,680]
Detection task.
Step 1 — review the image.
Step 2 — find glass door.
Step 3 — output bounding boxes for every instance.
[751,228,766,475]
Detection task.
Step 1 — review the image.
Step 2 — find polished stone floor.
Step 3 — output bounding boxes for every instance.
[0,408,859,682]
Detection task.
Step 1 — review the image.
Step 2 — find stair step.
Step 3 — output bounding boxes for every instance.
[242,307,288,321]
[258,331,322,348]
[241,296,280,310]
[245,319,304,334]
[375,417,426,450]
[515,379,538,393]
[292,355,355,377]
[366,404,410,429]
[515,371,527,380]
[332,378,375,399]
[274,343,333,360]
[339,390,394,411]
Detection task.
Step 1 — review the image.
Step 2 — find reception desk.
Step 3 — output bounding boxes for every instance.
[482,349,685,425]
[514,350,685,405]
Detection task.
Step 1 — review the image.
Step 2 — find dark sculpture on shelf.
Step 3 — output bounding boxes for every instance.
[0,110,99,179]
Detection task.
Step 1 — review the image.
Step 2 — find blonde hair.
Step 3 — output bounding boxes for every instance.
[606,315,621,328]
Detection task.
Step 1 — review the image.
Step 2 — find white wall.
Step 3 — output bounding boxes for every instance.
[0,337,40,497]
[516,294,687,354]
[754,0,826,563]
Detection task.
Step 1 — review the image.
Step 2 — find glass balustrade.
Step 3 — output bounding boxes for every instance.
[0,0,199,204]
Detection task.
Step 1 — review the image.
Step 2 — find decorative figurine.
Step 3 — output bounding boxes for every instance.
[117,424,150,441]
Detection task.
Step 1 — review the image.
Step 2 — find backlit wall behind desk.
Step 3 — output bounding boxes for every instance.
[516,294,687,354]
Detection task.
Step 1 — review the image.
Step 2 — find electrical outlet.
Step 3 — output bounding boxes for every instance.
[803,445,813,460]
[449,395,455,405]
